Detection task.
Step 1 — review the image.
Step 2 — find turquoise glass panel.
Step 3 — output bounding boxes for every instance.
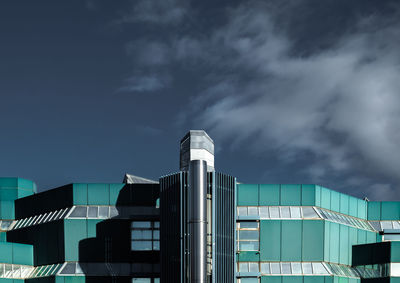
[280,185,301,206]
[237,184,259,206]
[260,220,281,261]
[259,184,280,206]
[301,185,316,206]
[0,189,17,200]
[348,227,358,264]
[303,220,324,261]
[324,222,330,262]
[0,178,18,187]
[281,220,302,261]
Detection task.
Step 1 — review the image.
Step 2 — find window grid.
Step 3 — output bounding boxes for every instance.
[237,206,320,219]
[131,221,160,251]
[237,221,259,252]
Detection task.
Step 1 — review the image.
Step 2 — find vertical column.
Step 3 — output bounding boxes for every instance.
[189,160,207,283]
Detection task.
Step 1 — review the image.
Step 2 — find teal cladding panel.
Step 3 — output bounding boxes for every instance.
[0,242,33,265]
[280,185,301,206]
[315,186,321,207]
[391,242,400,262]
[320,187,331,210]
[87,184,109,205]
[331,191,340,212]
[339,225,349,265]
[357,199,367,219]
[72,184,88,205]
[282,277,303,283]
[367,202,381,220]
[260,220,281,261]
[348,197,358,218]
[109,184,124,206]
[64,219,88,261]
[237,184,259,206]
[0,201,14,219]
[87,219,102,238]
[259,184,280,206]
[12,243,33,266]
[261,277,282,283]
[303,220,324,261]
[329,222,340,263]
[304,277,330,283]
[340,194,349,215]
[301,185,316,206]
[238,251,259,262]
[381,202,400,220]
[281,221,302,261]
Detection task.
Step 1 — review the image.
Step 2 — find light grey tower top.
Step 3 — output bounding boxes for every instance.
[180,130,215,172]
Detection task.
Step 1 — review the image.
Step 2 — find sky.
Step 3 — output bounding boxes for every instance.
[0,0,399,200]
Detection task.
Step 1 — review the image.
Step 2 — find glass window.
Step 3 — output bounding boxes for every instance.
[270,263,280,274]
[132,222,151,228]
[69,206,87,218]
[132,241,152,251]
[132,279,151,283]
[240,278,258,283]
[312,262,328,274]
[239,263,248,272]
[154,222,160,228]
[248,207,258,216]
[291,262,302,274]
[381,221,393,230]
[153,241,160,250]
[290,207,301,218]
[249,263,259,273]
[280,207,290,218]
[132,230,152,240]
[153,230,160,240]
[238,207,248,216]
[259,207,269,218]
[239,222,258,229]
[88,206,98,218]
[260,263,270,274]
[302,207,317,218]
[154,279,160,283]
[281,262,291,274]
[98,206,109,218]
[393,222,400,229]
[302,262,312,274]
[269,207,280,218]
[239,242,259,251]
[239,230,259,241]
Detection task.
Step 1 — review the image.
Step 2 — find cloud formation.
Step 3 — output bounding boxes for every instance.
[118,0,400,199]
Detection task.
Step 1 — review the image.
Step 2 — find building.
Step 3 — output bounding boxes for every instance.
[0,130,399,283]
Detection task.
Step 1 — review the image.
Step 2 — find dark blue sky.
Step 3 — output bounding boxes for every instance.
[1,0,399,200]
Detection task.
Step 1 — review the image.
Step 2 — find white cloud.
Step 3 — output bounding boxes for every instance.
[185,1,400,198]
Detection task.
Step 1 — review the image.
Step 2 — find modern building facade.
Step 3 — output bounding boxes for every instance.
[0,130,399,283]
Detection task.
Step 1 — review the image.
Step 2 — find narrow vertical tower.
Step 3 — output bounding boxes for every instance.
[189,160,207,283]
[160,130,235,283]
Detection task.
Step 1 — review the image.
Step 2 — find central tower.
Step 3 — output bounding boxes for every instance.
[160,130,236,283]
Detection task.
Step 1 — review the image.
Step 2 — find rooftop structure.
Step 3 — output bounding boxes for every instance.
[0,131,398,283]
